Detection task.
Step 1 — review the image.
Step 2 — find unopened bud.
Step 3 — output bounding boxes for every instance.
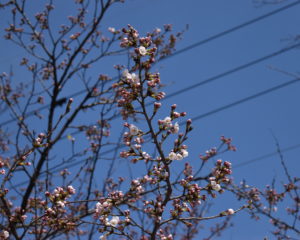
[154,102,161,108]
[65,98,73,113]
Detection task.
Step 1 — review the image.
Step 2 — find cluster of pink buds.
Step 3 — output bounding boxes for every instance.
[113,84,137,119]
[265,186,285,205]
[42,186,76,229]
[119,25,139,48]
[158,117,179,134]
[185,183,203,206]
[120,123,154,163]
[154,91,166,101]
[33,132,47,147]
[146,73,160,88]
[9,207,27,223]
[243,187,261,202]
[158,105,187,134]
[199,147,217,161]
[142,174,156,185]
[170,199,191,217]
[157,229,173,240]
[183,162,193,177]
[130,179,145,195]
[143,196,164,222]
[83,121,110,151]
[27,197,46,209]
[180,175,204,206]
[5,24,23,33]
[150,164,169,182]
[120,25,157,66]
[0,230,9,239]
[45,185,76,210]
[35,11,50,30]
[114,25,170,118]
[284,182,298,192]
[108,190,124,202]
[209,160,233,196]
[95,199,112,217]
[16,149,33,167]
[41,64,54,80]
[220,136,236,151]
[0,157,7,175]
[199,136,236,161]
[85,121,110,140]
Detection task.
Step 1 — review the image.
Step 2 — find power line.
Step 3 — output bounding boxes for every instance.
[1,1,299,126]
[13,141,300,188]
[234,143,300,168]
[187,77,300,124]
[2,42,299,127]
[5,2,300,188]
[161,43,300,102]
[163,0,300,60]
[15,76,299,185]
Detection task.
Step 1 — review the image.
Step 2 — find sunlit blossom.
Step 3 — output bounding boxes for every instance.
[129,124,139,136]
[138,46,147,56]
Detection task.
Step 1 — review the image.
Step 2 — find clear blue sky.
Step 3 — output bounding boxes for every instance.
[1,0,300,239]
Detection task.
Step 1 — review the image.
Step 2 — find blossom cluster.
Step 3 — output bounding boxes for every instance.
[0,230,9,239]
[113,25,167,119]
[94,191,133,239]
[1,0,293,235]
[168,148,188,161]
[0,157,7,175]
[45,186,76,212]
[158,117,179,134]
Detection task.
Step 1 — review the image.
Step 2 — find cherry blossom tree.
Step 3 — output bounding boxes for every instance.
[0,1,299,240]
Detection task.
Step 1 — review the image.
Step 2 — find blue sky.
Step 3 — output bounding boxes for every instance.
[1,0,300,239]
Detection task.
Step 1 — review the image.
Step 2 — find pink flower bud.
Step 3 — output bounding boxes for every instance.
[154,102,161,108]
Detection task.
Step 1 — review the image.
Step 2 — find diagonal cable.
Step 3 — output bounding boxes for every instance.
[1,1,299,126]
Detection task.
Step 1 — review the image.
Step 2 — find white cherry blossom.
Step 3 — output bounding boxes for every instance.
[138,46,147,56]
[168,152,177,160]
[129,124,139,136]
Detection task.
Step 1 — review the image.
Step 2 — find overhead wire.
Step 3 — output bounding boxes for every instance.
[12,76,300,188]
[158,42,300,103]
[162,0,300,60]
[13,141,300,188]
[234,143,300,168]
[185,77,300,124]
[1,0,300,126]
[6,1,300,188]
[1,42,299,127]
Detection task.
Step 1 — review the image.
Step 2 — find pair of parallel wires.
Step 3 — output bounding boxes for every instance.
[5,1,300,186]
